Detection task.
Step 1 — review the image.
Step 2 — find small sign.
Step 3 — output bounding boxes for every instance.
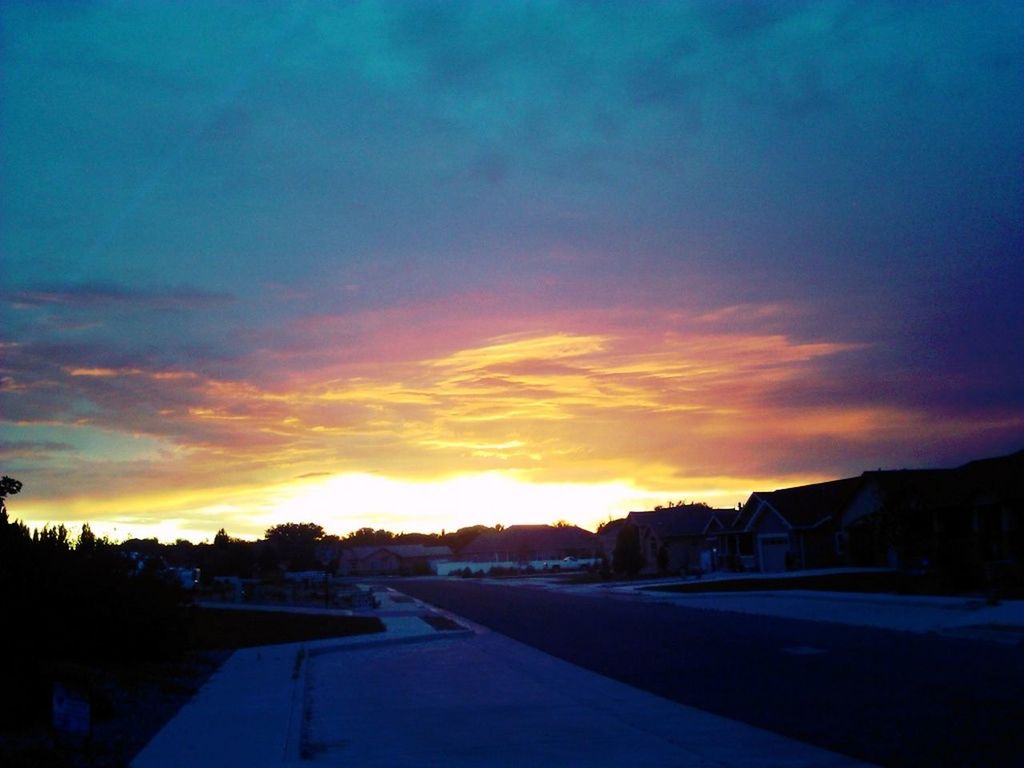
[53,683,91,738]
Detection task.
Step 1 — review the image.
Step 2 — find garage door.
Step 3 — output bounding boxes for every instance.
[759,535,789,572]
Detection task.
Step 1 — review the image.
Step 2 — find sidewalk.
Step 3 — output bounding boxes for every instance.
[132,587,872,767]
[132,589,452,768]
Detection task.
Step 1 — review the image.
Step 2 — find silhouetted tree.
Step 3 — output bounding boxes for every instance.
[343,527,395,546]
[265,522,324,571]
[35,523,71,552]
[164,538,196,568]
[654,500,712,511]
[0,506,190,727]
[0,474,22,520]
[0,482,30,552]
[78,522,97,552]
[195,529,257,579]
[394,531,439,545]
[122,537,162,559]
[257,542,280,575]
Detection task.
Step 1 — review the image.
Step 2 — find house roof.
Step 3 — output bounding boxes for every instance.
[859,449,1024,512]
[342,544,451,561]
[460,525,598,556]
[858,469,963,511]
[626,505,729,538]
[596,518,627,539]
[722,449,1024,533]
[957,449,1024,502]
[733,476,864,531]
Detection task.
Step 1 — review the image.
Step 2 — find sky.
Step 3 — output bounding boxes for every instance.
[2,1,1022,542]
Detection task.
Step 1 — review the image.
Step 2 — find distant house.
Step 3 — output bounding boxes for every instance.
[720,477,863,572]
[453,525,601,573]
[625,505,730,575]
[338,544,452,576]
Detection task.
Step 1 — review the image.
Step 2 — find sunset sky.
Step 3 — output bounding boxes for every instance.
[3,1,1022,542]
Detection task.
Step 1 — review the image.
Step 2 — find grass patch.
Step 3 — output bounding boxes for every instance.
[1,609,385,767]
[0,652,228,768]
[189,607,384,649]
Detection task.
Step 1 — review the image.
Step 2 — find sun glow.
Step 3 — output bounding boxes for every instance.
[272,471,681,534]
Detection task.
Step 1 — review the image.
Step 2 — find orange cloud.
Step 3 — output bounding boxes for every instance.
[10,299,1017,540]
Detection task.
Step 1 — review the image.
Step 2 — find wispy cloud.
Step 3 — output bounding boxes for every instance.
[0,440,74,460]
[9,283,233,311]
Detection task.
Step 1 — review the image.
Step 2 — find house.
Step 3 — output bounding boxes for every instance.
[448,525,601,574]
[460,525,601,563]
[720,477,863,572]
[713,449,1024,578]
[624,505,730,575]
[338,544,452,576]
[840,450,1024,583]
[959,450,1024,567]
[839,469,957,569]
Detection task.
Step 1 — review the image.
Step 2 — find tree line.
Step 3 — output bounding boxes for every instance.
[176,522,502,579]
[0,474,506,583]
[0,476,188,729]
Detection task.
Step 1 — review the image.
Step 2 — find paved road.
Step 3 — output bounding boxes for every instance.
[396,579,1024,767]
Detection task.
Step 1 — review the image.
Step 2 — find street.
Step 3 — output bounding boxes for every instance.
[396,579,1024,767]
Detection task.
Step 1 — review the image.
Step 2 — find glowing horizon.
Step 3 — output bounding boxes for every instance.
[8,315,1020,543]
[16,467,821,544]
